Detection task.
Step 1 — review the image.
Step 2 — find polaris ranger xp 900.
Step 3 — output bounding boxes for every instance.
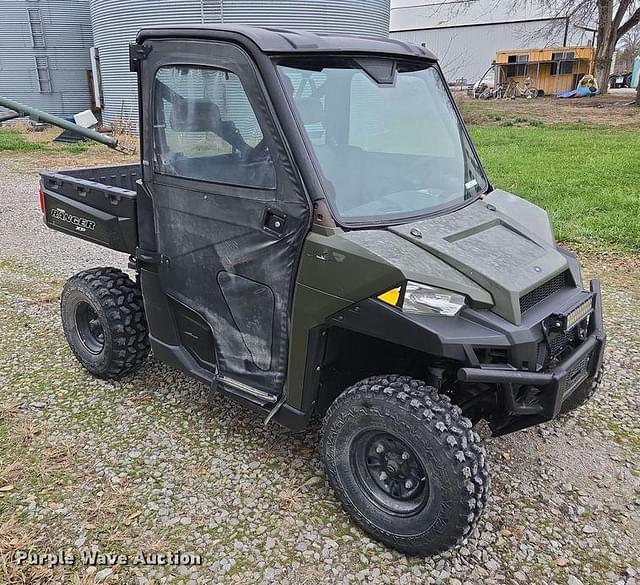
[38,26,606,556]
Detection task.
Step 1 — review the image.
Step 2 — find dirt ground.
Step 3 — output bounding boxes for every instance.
[457,90,640,128]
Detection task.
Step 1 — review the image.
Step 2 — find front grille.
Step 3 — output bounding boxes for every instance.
[520,271,569,314]
[537,329,578,369]
[559,353,591,398]
[549,327,579,357]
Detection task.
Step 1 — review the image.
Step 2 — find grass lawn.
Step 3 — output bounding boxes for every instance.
[0,128,47,151]
[0,127,89,153]
[470,126,640,253]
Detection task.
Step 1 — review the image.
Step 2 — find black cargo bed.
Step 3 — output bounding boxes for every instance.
[58,164,141,192]
[40,164,141,254]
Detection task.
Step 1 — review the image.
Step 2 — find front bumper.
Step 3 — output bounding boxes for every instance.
[458,279,606,434]
[328,278,606,435]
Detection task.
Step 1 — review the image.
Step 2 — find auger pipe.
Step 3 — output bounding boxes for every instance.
[0,96,122,150]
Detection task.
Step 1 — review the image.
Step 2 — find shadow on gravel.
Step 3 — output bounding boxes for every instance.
[1,254,639,584]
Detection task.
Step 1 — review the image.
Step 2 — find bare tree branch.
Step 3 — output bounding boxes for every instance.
[618,6,640,37]
[613,0,634,28]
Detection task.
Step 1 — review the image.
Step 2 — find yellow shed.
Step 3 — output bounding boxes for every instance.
[495,46,595,95]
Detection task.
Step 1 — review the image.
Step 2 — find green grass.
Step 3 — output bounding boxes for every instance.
[470,126,640,252]
[62,141,90,153]
[0,127,91,153]
[0,128,46,151]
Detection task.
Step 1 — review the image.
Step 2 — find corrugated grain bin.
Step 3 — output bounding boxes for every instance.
[89,0,390,126]
[0,0,94,118]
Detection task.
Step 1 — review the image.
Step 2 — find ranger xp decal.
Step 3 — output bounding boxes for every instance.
[50,208,96,232]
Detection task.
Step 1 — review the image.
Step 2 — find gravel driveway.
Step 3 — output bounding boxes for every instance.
[1,156,638,585]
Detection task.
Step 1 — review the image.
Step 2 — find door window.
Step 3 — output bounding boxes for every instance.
[154,65,275,189]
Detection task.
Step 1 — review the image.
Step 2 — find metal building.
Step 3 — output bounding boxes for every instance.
[0,0,94,118]
[89,0,391,125]
[390,0,595,84]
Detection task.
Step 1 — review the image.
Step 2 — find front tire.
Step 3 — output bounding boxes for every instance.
[321,375,489,556]
[61,267,150,379]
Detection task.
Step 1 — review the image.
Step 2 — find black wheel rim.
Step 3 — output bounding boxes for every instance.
[74,301,105,355]
[351,430,430,517]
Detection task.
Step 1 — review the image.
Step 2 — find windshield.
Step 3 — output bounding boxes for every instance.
[277,57,488,225]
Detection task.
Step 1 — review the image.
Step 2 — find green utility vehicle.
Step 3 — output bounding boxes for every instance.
[38,26,606,556]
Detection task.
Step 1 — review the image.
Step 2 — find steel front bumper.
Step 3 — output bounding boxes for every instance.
[457,280,606,432]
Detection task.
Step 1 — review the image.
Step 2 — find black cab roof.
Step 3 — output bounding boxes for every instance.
[136,24,437,61]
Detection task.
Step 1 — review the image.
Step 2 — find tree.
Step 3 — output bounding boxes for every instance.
[617,26,640,71]
[592,0,640,92]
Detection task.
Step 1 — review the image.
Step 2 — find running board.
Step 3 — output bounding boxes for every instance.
[214,375,278,406]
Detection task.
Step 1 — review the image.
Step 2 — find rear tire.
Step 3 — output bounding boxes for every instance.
[61,267,150,379]
[321,375,489,556]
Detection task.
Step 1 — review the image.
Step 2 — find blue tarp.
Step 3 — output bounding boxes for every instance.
[558,86,595,98]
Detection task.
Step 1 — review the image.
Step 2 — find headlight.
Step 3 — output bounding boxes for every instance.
[377,282,466,317]
[404,282,466,316]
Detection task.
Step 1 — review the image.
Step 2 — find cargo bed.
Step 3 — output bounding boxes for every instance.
[40,164,140,254]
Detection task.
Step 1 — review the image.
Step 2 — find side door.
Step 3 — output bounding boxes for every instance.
[140,39,310,400]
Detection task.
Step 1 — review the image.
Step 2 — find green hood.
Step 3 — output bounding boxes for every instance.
[305,190,571,326]
[388,190,569,324]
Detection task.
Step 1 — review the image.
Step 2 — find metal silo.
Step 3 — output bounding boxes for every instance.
[0,0,94,118]
[218,1,389,36]
[89,0,390,126]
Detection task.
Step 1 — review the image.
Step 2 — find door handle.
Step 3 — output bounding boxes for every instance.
[263,209,287,236]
